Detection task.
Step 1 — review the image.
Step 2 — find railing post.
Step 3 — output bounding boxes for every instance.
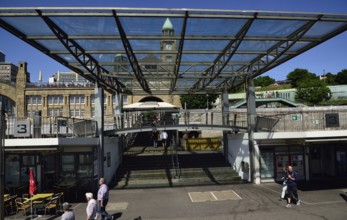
[205,110,208,125]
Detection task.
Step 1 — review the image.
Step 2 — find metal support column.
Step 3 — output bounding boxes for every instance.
[222,88,230,160]
[94,83,105,179]
[246,76,260,184]
[0,97,5,220]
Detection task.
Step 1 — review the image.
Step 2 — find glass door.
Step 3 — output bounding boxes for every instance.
[336,150,347,177]
[260,151,274,179]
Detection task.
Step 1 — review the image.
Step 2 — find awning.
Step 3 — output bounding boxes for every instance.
[123,101,178,111]
[1,8,347,95]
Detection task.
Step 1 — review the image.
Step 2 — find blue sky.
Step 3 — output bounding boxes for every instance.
[0,0,346,82]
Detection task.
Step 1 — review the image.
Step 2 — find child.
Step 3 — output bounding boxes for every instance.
[280,167,288,200]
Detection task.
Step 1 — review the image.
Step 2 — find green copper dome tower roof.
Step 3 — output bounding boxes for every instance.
[162,18,174,30]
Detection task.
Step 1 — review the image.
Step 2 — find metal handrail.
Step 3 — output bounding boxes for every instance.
[170,136,181,178]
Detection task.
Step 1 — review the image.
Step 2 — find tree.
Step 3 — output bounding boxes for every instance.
[324,72,337,85]
[254,76,276,87]
[296,78,331,105]
[287,68,318,87]
[335,69,347,85]
[180,94,218,109]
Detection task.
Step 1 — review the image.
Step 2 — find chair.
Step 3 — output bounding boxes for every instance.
[52,192,64,212]
[44,196,59,216]
[4,195,17,215]
[15,197,31,215]
[22,193,30,199]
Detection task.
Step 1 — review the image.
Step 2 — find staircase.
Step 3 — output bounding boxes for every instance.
[115,148,243,189]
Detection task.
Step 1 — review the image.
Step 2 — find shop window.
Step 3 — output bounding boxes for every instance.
[5,155,20,185]
[62,155,76,180]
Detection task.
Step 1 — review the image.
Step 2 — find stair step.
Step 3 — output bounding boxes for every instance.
[116,150,243,189]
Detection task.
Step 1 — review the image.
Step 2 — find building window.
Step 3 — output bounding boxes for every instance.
[70,95,85,104]
[26,95,42,105]
[48,95,63,105]
[165,44,172,50]
[91,94,106,105]
[166,56,173,63]
[70,109,85,118]
[48,109,63,117]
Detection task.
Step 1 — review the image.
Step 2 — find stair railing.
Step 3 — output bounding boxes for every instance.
[123,114,144,149]
[170,136,181,178]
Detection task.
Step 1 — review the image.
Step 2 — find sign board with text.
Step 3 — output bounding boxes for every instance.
[14,120,31,137]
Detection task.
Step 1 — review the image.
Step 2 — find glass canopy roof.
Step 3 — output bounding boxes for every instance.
[1,8,347,95]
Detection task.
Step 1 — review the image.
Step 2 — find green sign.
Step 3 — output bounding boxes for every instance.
[291,114,302,121]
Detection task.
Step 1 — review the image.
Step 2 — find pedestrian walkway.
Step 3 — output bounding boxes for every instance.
[6,182,347,220]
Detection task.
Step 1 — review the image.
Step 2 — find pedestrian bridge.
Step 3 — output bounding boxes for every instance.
[3,106,347,139]
[104,124,245,136]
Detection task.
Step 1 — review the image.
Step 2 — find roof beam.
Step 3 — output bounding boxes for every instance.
[49,50,298,55]
[190,13,256,92]
[112,10,151,94]
[26,35,322,42]
[35,10,131,95]
[0,18,97,84]
[170,11,188,93]
[218,15,324,88]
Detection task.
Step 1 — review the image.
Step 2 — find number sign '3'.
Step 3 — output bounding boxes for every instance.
[14,120,31,137]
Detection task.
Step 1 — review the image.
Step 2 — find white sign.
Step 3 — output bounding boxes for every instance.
[14,120,31,137]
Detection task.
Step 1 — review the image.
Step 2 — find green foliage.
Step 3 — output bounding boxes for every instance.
[296,78,331,105]
[324,72,337,85]
[287,68,318,87]
[254,76,276,87]
[255,84,292,91]
[180,94,219,109]
[318,99,347,106]
[335,69,347,85]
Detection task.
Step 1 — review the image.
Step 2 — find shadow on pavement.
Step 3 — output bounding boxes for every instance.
[339,193,347,202]
[112,212,123,219]
[297,179,347,191]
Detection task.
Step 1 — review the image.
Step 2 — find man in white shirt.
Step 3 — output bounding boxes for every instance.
[85,192,96,220]
[160,131,168,148]
[97,178,113,220]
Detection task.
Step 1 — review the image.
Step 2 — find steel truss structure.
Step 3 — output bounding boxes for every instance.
[0,8,347,95]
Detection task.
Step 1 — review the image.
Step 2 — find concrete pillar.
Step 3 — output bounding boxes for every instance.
[222,89,229,126]
[15,62,28,118]
[222,89,230,160]
[94,84,104,178]
[246,76,260,184]
[64,95,70,117]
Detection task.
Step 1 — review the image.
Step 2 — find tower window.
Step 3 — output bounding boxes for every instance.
[166,56,173,63]
[165,44,172,50]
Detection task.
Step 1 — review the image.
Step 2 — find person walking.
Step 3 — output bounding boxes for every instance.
[280,167,288,201]
[97,178,113,220]
[85,192,97,220]
[160,130,168,148]
[285,165,300,208]
[61,202,75,220]
[152,130,159,148]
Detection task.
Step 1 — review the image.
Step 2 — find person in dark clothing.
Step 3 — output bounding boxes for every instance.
[285,165,300,207]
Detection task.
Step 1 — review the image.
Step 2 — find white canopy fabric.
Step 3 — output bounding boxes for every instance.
[123,101,178,111]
